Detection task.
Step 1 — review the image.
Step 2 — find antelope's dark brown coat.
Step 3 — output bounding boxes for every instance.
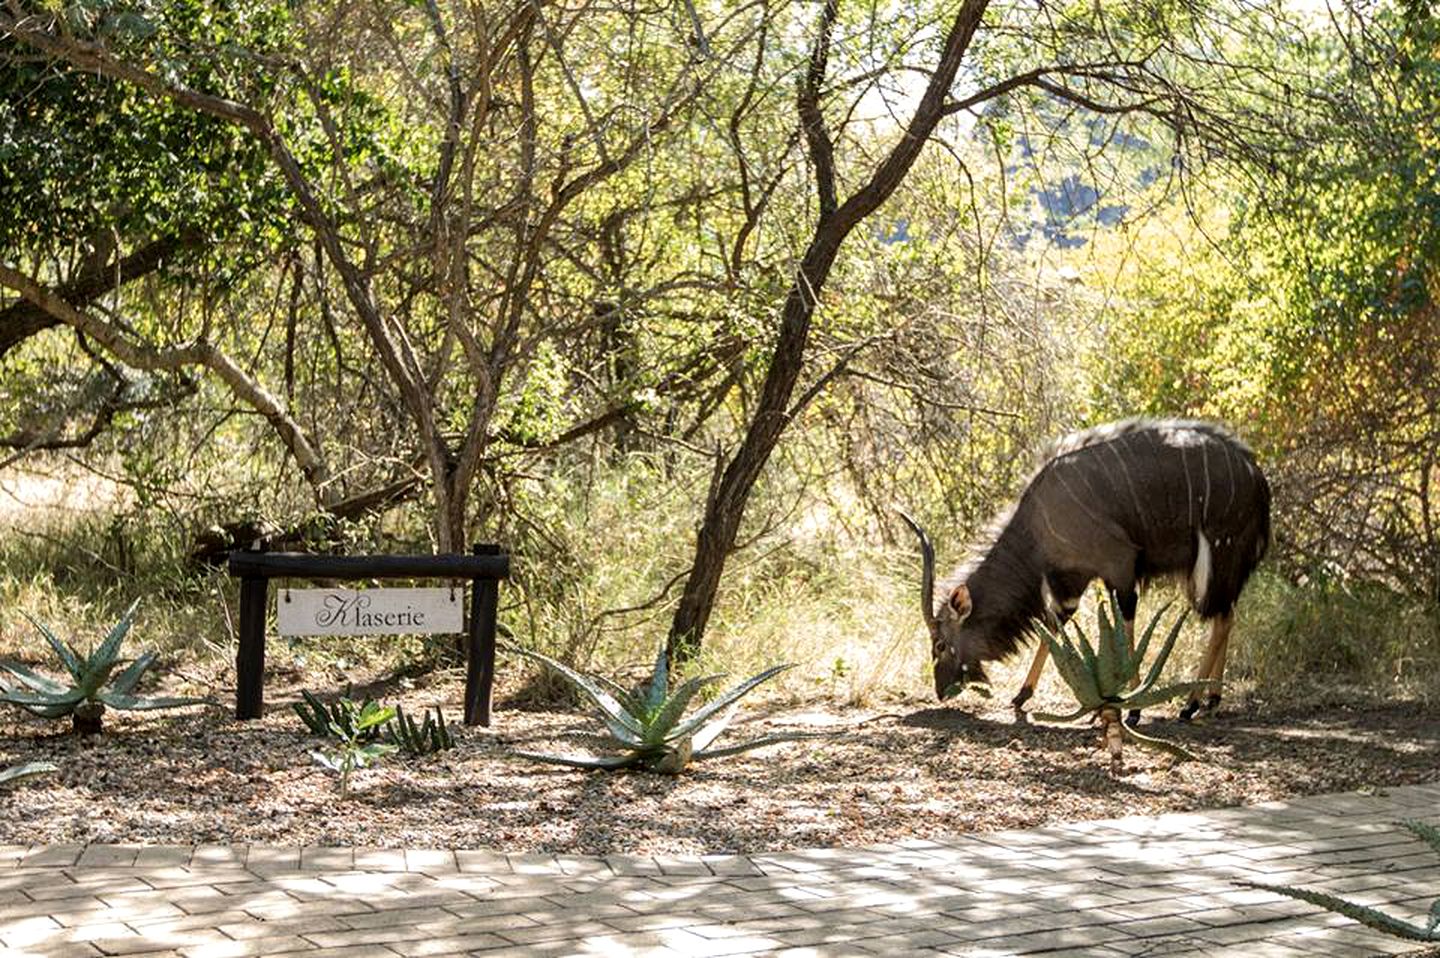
[926,419,1270,695]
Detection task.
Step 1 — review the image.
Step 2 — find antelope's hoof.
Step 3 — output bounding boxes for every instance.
[1203,693,1222,713]
[1011,686,1034,710]
[1179,699,1201,722]
[1125,709,1141,727]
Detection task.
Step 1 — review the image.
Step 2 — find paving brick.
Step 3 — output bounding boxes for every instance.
[387,932,510,955]
[20,845,84,868]
[175,934,316,956]
[402,849,456,874]
[133,847,195,869]
[3,785,1438,958]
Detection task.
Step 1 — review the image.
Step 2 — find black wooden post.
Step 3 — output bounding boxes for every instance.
[465,543,502,727]
[236,550,269,719]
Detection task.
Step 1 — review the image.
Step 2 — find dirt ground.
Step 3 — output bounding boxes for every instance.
[1,663,1436,855]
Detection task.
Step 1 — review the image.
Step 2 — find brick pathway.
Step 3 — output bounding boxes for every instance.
[2,784,1436,957]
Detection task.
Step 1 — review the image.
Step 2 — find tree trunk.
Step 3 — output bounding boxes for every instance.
[666,0,990,664]
[668,237,842,661]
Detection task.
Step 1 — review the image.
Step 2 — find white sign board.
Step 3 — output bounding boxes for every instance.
[276,588,463,637]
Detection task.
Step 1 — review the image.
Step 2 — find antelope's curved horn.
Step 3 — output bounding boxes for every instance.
[896,509,937,631]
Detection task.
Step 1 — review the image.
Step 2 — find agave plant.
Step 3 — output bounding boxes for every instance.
[0,600,206,734]
[0,761,57,789]
[1247,820,1440,942]
[1034,590,1207,767]
[509,644,800,773]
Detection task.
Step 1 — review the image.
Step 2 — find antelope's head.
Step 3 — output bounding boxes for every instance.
[897,511,988,700]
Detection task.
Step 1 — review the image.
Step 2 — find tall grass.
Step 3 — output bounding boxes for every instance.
[3,458,1437,709]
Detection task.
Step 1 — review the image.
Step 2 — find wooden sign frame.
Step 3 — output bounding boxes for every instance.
[227,544,510,726]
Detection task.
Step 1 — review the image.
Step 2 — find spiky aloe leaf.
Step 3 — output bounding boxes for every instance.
[79,600,141,692]
[431,708,452,750]
[1032,704,1096,723]
[695,732,825,760]
[668,664,792,741]
[1134,606,1191,695]
[0,761,58,787]
[591,673,645,718]
[0,659,70,696]
[1072,621,1100,681]
[509,647,645,744]
[96,691,207,711]
[510,749,645,770]
[293,690,333,736]
[690,701,740,754]
[646,673,724,746]
[107,652,157,697]
[1131,600,1176,665]
[1399,820,1440,856]
[1119,720,1198,762]
[1041,628,1101,707]
[1097,593,1132,697]
[642,643,668,718]
[76,659,125,699]
[19,611,84,683]
[1120,681,1212,711]
[0,687,85,717]
[1244,881,1439,942]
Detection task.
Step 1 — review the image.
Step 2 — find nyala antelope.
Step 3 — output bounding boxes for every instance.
[902,419,1270,719]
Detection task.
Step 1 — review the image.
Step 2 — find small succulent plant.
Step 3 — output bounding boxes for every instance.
[0,600,206,734]
[0,761,57,789]
[509,644,800,773]
[294,692,454,757]
[292,689,384,742]
[1034,590,1207,767]
[309,700,397,799]
[1247,820,1440,942]
[387,704,454,756]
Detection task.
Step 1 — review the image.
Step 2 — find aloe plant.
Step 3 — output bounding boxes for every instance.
[1247,820,1440,942]
[1034,591,1207,766]
[309,700,397,799]
[387,704,454,756]
[0,601,206,734]
[509,644,800,773]
[0,761,57,789]
[292,689,384,742]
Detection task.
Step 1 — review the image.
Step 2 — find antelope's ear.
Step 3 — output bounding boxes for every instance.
[947,584,972,620]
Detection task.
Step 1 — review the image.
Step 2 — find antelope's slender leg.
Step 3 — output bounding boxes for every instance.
[1201,613,1233,712]
[1115,590,1143,726]
[1181,613,1233,720]
[1012,641,1050,709]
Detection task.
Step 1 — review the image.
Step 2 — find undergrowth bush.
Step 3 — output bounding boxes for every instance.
[5,459,1438,708]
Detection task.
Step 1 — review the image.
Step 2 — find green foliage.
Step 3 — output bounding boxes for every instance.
[509,643,801,773]
[0,599,207,733]
[294,693,453,757]
[1248,820,1440,942]
[1232,571,1440,695]
[308,700,397,799]
[0,0,293,266]
[1034,591,1205,763]
[292,689,383,743]
[0,761,58,789]
[386,704,453,757]
[1086,3,1440,602]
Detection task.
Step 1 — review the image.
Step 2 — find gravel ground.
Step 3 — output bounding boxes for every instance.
[1,665,1436,855]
